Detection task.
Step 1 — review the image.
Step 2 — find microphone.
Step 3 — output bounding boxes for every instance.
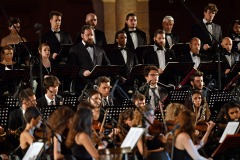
[34,23,42,30]
[78,83,92,102]
[34,23,43,34]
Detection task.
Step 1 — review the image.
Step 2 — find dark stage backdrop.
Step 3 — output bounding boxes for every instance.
[0,0,239,44]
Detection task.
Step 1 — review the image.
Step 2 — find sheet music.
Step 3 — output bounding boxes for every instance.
[23,142,44,160]
[219,121,239,143]
[121,127,145,150]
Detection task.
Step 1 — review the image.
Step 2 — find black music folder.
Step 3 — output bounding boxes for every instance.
[159,62,194,86]
[89,65,125,78]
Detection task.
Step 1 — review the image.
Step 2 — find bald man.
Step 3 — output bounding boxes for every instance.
[75,13,107,46]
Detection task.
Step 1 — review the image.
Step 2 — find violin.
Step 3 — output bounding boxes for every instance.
[148,119,164,137]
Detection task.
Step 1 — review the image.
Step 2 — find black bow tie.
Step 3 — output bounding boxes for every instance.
[129,30,137,34]
[225,52,231,56]
[157,46,164,50]
[192,53,200,57]
[119,47,126,51]
[54,31,60,34]
[85,44,93,48]
[165,33,172,36]
[206,22,212,26]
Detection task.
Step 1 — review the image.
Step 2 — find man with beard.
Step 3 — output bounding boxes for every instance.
[143,29,176,74]
[68,25,110,92]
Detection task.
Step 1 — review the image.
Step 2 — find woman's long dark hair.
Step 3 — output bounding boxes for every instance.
[66,107,92,147]
[47,106,74,140]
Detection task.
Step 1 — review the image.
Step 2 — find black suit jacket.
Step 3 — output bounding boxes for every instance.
[42,30,73,54]
[107,47,138,75]
[74,29,107,47]
[143,47,176,67]
[139,83,168,103]
[8,108,25,130]
[191,21,222,48]
[179,52,208,64]
[36,95,62,109]
[68,42,110,76]
[165,33,180,48]
[115,27,147,50]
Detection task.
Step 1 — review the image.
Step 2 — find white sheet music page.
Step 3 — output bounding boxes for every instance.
[23,142,44,160]
[219,121,239,143]
[121,127,145,150]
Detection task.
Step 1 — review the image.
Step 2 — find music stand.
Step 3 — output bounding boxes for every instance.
[136,45,153,64]
[41,105,59,120]
[89,65,125,78]
[18,41,39,57]
[0,70,29,81]
[58,44,73,57]
[51,65,80,92]
[105,105,135,124]
[208,91,234,122]
[198,61,227,75]
[61,93,79,111]
[211,134,240,158]
[125,64,148,84]
[170,43,190,62]
[159,62,194,86]
[0,106,9,129]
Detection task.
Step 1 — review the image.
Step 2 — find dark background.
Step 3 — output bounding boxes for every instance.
[0,0,239,43]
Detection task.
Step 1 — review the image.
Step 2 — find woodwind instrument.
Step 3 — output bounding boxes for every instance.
[176,68,197,90]
[223,72,240,90]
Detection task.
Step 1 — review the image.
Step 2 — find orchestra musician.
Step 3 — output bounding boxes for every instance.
[66,107,100,160]
[20,107,42,156]
[8,87,37,155]
[46,106,74,160]
[184,90,211,122]
[173,110,213,160]
[139,65,168,111]
[36,75,62,109]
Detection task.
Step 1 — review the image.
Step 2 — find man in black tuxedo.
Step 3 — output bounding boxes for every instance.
[162,15,179,48]
[180,37,208,69]
[109,30,138,76]
[143,29,176,74]
[36,75,62,109]
[68,25,110,91]
[42,11,73,64]
[115,13,147,51]
[191,3,222,59]
[75,13,107,46]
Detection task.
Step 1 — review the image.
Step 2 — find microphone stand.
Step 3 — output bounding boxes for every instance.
[0,3,34,89]
[134,105,152,160]
[179,0,222,90]
[35,25,43,97]
[9,145,21,160]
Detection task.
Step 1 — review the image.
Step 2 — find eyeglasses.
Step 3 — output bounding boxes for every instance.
[148,74,159,77]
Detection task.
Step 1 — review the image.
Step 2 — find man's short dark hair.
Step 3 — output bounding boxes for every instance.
[204,3,218,13]
[8,17,21,27]
[49,11,62,19]
[126,13,136,20]
[95,76,111,87]
[143,65,158,77]
[81,25,93,34]
[190,71,204,82]
[115,30,127,40]
[43,75,60,92]
[154,29,165,37]
[1,45,13,53]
